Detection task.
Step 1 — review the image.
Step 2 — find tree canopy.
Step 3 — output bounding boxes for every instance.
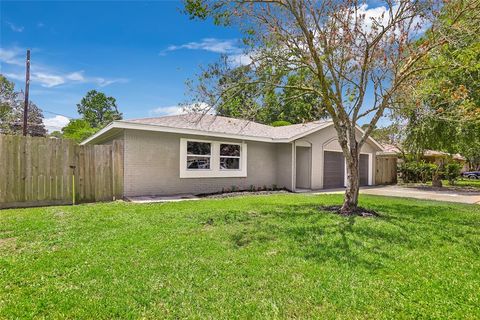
[77,90,122,129]
[394,2,480,169]
[188,58,328,125]
[61,119,98,143]
[0,74,47,137]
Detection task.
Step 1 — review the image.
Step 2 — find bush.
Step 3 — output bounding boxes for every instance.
[271,120,292,127]
[444,162,462,185]
[400,161,438,183]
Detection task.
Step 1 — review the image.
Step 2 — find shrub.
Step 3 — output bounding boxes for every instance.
[271,120,292,127]
[444,162,462,185]
[400,161,438,183]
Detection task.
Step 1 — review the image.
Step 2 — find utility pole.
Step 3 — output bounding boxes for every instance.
[23,49,30,136]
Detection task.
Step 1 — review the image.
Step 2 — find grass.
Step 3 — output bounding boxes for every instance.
[402,178,480,190]
[454,178,480,188]
[1,194,479,319]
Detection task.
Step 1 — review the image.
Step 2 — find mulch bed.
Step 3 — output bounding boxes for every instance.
[319,205,379,217]
[403,184,480,193]
[202,190,290,199]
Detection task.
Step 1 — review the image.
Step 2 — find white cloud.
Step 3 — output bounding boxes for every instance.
[149,105,186,116]
[1,47,128,88]
[93,77,128,87]
[0,47,25,66]
[356,3,427,35]
[43,115,70,133]
[149,103,212,116]
[34,72,66,87]
[161,38,242,55]
[6,21,24,32]
[229,53,253,66]
[66,71,85,81]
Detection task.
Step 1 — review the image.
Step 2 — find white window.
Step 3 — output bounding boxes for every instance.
[186,141,211,170]
[180,138,247,178]
[220,143,241,170]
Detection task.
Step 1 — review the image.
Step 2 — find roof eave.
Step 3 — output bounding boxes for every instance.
[82,120,286,144]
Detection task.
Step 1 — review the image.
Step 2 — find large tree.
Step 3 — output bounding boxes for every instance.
[0,74,47,136]
[77,90,122,129]
[188,57,327,124]
[184,0,470,213]
[9,101,47,137]
[395,2,480,169]
[0,75,17,133]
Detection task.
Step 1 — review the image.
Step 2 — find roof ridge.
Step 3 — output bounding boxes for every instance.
[126,113,330,129]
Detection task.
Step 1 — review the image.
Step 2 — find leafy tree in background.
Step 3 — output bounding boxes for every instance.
[9,101,47,137]
[0,75,16,133]
[77,90,122,129]
[0,74,47,136]
[361,123,405,148]
[188,57,327,125]
[395,2,480,169]
[61,119,98,143]
[50,131,63,139]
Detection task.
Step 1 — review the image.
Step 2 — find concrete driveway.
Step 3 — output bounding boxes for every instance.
[314,185,480,205]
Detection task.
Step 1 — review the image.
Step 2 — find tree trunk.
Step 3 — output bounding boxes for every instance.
[341,148,360,214]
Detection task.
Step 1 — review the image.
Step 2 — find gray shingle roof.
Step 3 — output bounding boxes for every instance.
[122,113,332,140]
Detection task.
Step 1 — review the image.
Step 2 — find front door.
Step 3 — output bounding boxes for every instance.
[296,146,311,189]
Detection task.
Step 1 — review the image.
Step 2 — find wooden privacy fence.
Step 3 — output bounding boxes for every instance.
[0,134,123,209]
[375,155,398,185]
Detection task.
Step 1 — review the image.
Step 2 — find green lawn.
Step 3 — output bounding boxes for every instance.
[455,178,480,188]
[1,195,479,319]
[403,178,480,190]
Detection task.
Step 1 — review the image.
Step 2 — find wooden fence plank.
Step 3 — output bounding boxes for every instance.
[0,136,7,202]
[0,135,124,209]
[375,156,398,185]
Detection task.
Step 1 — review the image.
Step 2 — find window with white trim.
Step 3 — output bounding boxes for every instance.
[186,141,211,170]
[180,138,247,178]
[220,143,240,170]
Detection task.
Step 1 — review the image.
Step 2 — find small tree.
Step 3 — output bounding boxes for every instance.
[61,119,98,143]
[0,75,16,134]
[77,90,122,129]
[184,0,470,213]
[444,162,462,186]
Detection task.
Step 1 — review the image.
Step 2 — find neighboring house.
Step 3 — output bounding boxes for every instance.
[82,114,385,197]
[381,144,468,171]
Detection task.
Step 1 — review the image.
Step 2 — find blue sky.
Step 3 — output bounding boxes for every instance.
[1,1,392,132]
[1,0,246,131]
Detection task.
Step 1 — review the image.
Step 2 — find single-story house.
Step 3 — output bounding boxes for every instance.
[380,144,468,172]
[82,114,385,197]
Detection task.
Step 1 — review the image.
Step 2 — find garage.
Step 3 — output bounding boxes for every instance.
[323,151,370,188]
[323,151,345,188]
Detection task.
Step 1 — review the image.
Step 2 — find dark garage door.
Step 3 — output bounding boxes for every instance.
[324,152,370,188]
[359,154,369,186]
[323,151,345,188]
